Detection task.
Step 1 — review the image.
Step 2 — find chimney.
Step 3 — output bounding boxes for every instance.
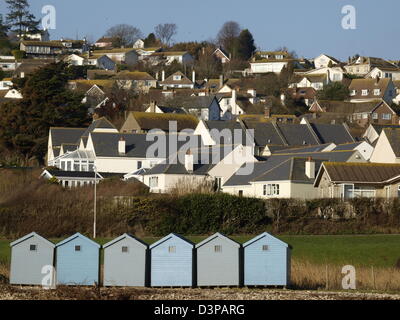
[192,70,196,83]
[305,157,316,179]
[185,149,194,172]
[149,101,156,113]
[219,74,224,88]
[118,137,126,154]
[161,70,165,82]
[155,72,159,81]
[265,106,271,119]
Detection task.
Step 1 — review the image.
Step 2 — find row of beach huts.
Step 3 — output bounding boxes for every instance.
[9,232,291,287]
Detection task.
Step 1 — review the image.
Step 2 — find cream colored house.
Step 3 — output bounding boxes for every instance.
[370,128,400,163]
[314,162,400,199]
[313,54,340,69]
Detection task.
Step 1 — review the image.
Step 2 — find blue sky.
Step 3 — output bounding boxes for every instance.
[1,0,399,61]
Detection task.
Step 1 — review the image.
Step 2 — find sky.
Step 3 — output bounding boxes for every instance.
[1,0,399,61]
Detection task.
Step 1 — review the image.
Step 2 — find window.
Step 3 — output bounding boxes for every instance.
[361,89,369,96]
[398,186,400,198]
[264,184,280,196]
[374,89,381,96]
[137,161,142,170]
[75,245,81,252]
[262,245,269,251]
[372,113,378,120]
[30,244,37,251]
[382,114,392,120]
[149,177,159,188]
[168,246,176,253]
[238,190,243,197]
[122,246,129,253]
[173,75,181,81]
[350,90,357,96]
[214,245,222,253]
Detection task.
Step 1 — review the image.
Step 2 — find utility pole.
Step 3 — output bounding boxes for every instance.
[93,166,97,239]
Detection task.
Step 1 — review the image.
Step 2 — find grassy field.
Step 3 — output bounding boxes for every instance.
[1,234,400,269]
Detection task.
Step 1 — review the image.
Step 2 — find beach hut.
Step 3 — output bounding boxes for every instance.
[150,233,194,287]
[243,232,291,287]
[55,233,100,286]
[103,234,149,287]
[10,232,55,285]
[196,233,242,287]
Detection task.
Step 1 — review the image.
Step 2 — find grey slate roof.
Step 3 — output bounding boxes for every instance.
[276,123,320,146]
[311,123,355,144]
[273,144,333,154]
[224,150,359,187]
[205,120,253,145]
[90,132,202,158]
[242,122,284,146]
[332,142,363,151]
[50,128,86,147]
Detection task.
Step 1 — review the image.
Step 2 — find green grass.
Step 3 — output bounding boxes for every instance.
[1,234,400,269]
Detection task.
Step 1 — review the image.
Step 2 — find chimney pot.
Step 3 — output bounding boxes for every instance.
[118,137,126,154]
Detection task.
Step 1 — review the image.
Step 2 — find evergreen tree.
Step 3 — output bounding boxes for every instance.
[5,0,40,38]
[0,15,9,39]
[144,33,160,47]
[237,29,256,60]
[0,62,90,162]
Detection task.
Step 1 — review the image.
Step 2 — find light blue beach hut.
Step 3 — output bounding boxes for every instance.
[10,232,55,285]
[55,233,100,286]
[243,232,291,287]
[150,233,194,287]
[103,234,149,287]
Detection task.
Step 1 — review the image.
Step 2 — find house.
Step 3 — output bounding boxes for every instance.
[159,71,195,89]
[290,74,328,91]
[331,141,374,161]
[285,87,317,106]
[313,54,340,69]
[370,128,400,163]
[41,170,125,188]
[349,78,396,104]
[95,55,116,71]
[213,47,230,64]
[64,54,85,66]
[4,89,22,99]
[55,233,100,286]
[362,124,400,144]
[95,37,116,48]
[366,66,400,81]
[20,41,63,58]
[150,234,194,287]
[142,144,256,193]
[149,51,194,66]
[13,59,54,78]
[222,150,366,198]
[10,232,55,286]
[345,56,399,77]
[145,101,186,114]
[0,56,19,71]
[0,78,13,90]
[103,234,149,287]
[120,112,198,134]
[90,48,139,66]
[249,51,292,74]
[196,233,241,287]
[133,39,145,49]
[314,162,400,199]
[243,232,291,287]
[175,96,222,121]
[113,71,156,92]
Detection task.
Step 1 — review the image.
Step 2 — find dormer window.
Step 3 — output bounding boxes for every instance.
[350,90,357,96]
[361,89,369,96]
[173,75,182,81]
[374,89,381,96]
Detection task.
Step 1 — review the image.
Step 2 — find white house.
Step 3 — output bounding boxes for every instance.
[133,39,145,49]
[313,54,340,69]
[366,67,400,81]
[370,128,400,163]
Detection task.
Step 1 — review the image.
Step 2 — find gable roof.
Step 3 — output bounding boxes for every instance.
[150,233,194,249]
[316,162,400,185]
[383,128,400,157]
[102,233,148,249]
[130,112,198,131]
[56,233,100,248]
[10,232,55,248]
[349,78,391,99]
[160,71,193,86]
[243,232,289,248]
[195,233,241,249]
[50,128,87,147]
[224,150,360,187]
[113,71,155,81]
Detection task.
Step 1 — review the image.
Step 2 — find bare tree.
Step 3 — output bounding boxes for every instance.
[217,21,241,56]
[105,24,143,47]
[154,23,178,46]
